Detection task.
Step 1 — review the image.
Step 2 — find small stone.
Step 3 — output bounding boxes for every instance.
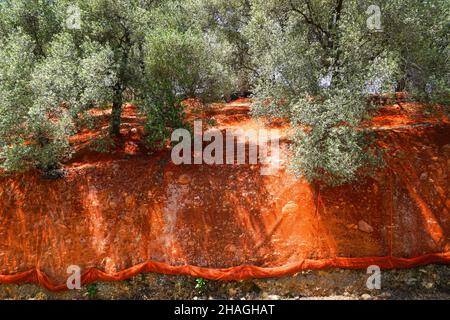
[165,171,174,179]
[225,244,236,253]
[361,294,371,300]
[441,144,450,154]
[267,294,280,300]
[423,282,433,289]
[420,172,428,181]
[109,200,118,209]
[282,201,299,215]
[33,292,48,300]
[358,220,374,233]
[373,184,379,194]
[228,288,238,296]
[125,195,135,206]
[177,174,191,185]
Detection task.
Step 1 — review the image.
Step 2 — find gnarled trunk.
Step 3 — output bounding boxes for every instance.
[110,90,123,137]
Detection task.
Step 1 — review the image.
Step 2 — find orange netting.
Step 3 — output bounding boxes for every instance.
[0,101,449,291]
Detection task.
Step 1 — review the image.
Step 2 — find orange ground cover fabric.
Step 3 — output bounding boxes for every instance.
[0,102,449,291]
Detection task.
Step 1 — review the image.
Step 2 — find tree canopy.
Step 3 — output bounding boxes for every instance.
[0,0,448,184]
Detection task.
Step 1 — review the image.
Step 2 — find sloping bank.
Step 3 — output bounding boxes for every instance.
[0,103,449,291]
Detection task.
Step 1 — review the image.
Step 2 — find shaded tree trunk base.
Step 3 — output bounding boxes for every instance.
[110,98,123,137]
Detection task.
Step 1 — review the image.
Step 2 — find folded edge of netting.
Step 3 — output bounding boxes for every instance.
[1,253,449,291]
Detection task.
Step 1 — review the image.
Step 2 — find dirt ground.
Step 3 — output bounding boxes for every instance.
[0,264,448,300]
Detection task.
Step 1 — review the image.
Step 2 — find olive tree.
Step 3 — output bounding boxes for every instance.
[185,0,255,96]
[246,0,448,185]
[0,0,114,172]
[0,0,239,172]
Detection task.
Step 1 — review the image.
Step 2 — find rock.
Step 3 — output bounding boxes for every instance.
[187,240,195,246]
[282,201,299,215]
[361,293,371,300]
[372,184,378,194]
[228,288,238,296]
[41,169,66,180]
[358,220,374,233]
[267,294,280,300]
[420,172,428,181]
[165,171,174,179]
[109,200,118,209]
[177,174,191,185]
[33,292,48,300]
[422,282,433,289]
[441,144,450,154]
[225,244,236,253]
[125,195,135,206]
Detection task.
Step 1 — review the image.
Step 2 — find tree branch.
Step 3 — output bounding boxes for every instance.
[289,0,330,48]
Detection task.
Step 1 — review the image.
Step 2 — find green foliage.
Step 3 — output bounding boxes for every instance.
[144,28,234,102]
[86,283,98,299]
[31,33,115,116]
[0,0,62,57]
[140,2,236,146]
[195,278,208,293]
[0,31,73,172]
[0,0,235,172]
[186,0,255,93]
[0,25,114,172]
[290,92,383,185]
[381,0,449,104]
[246,0,448,185]
[89,134,115,154]
[141,101,186,149]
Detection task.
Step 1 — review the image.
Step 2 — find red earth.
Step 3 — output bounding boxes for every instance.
[0,99,449,291]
